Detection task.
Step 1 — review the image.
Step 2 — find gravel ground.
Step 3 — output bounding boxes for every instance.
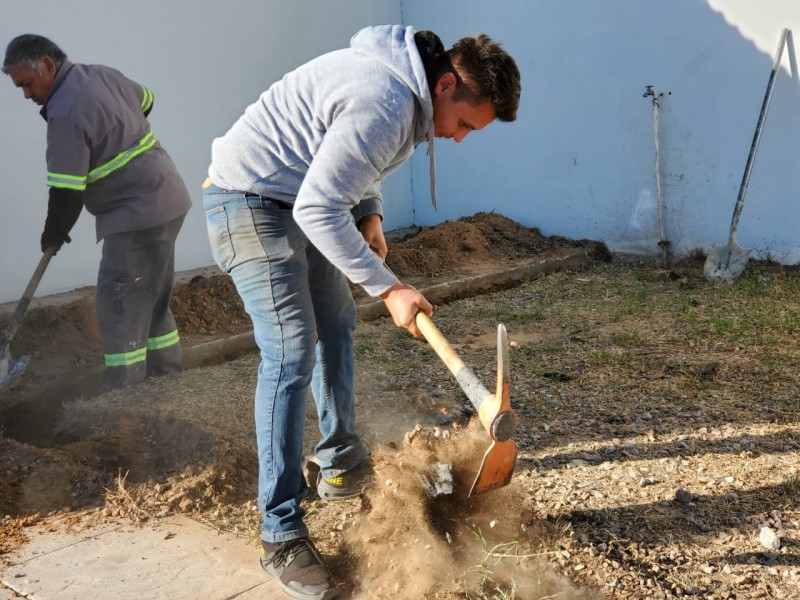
[330,259,800,598]
[3,256,800,599]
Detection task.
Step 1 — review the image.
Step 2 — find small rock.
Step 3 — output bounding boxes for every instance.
[685,585,701,595]
[759,526,781,550]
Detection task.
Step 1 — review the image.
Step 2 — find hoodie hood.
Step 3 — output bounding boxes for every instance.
[351,25,438,207]
[350,25,433,125]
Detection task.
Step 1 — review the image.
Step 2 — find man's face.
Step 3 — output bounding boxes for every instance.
[431,72,496,143]
[7,58,57,106]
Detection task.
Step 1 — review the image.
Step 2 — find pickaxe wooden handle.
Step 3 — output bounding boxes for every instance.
[415,312,517,496]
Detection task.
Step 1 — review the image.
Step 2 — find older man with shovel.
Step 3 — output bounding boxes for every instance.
[2,34,191,392]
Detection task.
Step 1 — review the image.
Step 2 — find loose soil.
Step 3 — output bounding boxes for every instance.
[1,212,799,599]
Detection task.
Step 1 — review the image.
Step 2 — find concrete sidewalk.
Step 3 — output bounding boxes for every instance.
[0,516,284,599]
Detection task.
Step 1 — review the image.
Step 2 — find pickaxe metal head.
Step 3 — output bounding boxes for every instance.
[415,314,517,496]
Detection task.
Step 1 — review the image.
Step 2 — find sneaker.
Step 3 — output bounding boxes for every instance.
[316,459,372,501]
[260,537,339,600]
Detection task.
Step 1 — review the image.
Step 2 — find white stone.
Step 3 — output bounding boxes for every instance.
[759,526,781,550]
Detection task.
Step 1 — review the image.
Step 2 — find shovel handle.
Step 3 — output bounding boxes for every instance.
[729,28,788,241]
[1,247,56,347]
[415,312,493,413]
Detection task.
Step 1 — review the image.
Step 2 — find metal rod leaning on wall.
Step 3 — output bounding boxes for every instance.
[643,85,670,268]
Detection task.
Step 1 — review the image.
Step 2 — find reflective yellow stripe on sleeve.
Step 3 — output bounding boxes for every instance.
[141,85,154,113]
[87,131,157,184]
[46,172,87,190]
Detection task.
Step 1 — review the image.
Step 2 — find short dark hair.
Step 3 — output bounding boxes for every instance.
[414,31,521,122]
[2,34,67,75]
[449,35,521,122]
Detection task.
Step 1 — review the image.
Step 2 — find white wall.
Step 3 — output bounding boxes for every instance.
[0,0,406,303]
[2,1,800,303]
[405,0,800,262]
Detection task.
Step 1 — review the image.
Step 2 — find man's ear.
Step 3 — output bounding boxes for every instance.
[434,71,458,96]
[42,56,57,78]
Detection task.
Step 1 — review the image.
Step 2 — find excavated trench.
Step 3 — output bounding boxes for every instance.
[1,212,602,453]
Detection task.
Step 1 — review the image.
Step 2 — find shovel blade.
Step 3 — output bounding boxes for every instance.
[704,243,751,283]
[0,354,30,393]
[468,439,517,497]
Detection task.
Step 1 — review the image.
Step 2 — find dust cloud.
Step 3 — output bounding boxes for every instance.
[344,422,595,599]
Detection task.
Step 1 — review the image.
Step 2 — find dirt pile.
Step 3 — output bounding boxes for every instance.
[386,213,579,278]
[171,274,247,337]
[5,295,99,373]
[166,212,595,338]
[1,212,587,404]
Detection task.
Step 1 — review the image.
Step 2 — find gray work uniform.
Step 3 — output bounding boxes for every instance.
[42,60,191,390]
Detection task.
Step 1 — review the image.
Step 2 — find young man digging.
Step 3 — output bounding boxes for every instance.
[203,25,520,600]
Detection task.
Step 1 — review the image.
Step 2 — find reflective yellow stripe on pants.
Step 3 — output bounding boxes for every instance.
[104,329,180,367]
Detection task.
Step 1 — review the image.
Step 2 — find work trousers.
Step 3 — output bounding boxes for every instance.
[96,215,185,392]
[202,183,369,543]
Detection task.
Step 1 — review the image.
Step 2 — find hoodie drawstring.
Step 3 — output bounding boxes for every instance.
[427,121,437,209]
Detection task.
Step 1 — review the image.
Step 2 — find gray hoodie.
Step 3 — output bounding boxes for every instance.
[208,25,433,297]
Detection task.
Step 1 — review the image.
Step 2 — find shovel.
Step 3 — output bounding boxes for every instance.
[415,312,517,496]
[0,246,56,392]
[705,28,788,283]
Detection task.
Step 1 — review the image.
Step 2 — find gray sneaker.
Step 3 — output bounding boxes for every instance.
[260,537,339,600]
[316,459,372,501]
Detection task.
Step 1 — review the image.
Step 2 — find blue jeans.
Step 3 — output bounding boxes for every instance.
[203,183,369,543]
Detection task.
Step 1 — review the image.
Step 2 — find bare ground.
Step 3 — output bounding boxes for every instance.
[1,213,799,599]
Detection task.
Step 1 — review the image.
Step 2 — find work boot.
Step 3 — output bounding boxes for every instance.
[316,459,372,501]
[260,537,339,600]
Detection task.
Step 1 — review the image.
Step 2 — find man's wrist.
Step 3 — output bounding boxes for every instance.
[358,213,382,227]
[379,281,401,300]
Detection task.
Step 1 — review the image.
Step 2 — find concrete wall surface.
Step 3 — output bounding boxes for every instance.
[1,1,799,303]
[405,0,800,260]
[0,0,405,303]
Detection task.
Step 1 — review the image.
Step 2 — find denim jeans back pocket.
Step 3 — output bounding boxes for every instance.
[205,205,236,273]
